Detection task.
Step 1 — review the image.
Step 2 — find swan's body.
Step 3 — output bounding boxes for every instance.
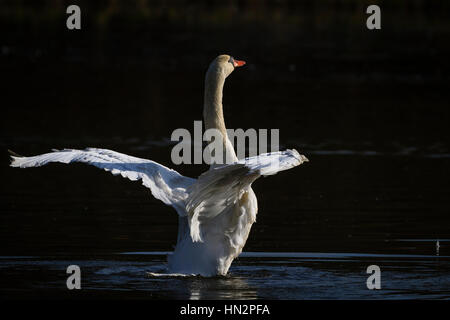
[10,55,308,276]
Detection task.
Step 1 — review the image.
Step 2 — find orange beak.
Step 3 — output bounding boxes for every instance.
[233,59,246,67]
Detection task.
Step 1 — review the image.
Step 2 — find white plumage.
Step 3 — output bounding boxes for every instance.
[10,148,195,216]
[10,55,308,276]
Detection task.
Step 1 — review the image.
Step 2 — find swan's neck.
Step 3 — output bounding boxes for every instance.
[203,69,227,138]
[203,67,237,164]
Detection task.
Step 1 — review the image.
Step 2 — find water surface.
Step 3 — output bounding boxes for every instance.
[1,250,449,299]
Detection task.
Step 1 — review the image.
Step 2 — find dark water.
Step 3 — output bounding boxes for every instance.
[1,1,450,300]
[1,250,449,299]
[1,250,450,300]
[1,143,450,299]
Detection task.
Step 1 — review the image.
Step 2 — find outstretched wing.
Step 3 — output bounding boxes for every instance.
[10,148,196,216]
[186,149,308,241]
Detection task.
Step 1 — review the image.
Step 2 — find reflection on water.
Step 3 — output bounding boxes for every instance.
[1,250,449,300]
[187,276,256,300]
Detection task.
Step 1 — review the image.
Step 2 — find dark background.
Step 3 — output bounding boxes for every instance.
[1,0,449,256]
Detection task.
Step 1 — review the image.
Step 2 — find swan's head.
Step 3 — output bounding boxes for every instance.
[209,54,246,79]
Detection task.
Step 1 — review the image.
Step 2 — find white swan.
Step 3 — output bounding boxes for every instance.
[10,54,308,276]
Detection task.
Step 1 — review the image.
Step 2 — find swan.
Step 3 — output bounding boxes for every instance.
[9,54,308,276]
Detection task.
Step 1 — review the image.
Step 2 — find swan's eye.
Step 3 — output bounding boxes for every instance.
[229,57,235,65]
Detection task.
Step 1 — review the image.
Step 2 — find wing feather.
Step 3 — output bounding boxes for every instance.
[10,148,195,216]
[186,149,308,241]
